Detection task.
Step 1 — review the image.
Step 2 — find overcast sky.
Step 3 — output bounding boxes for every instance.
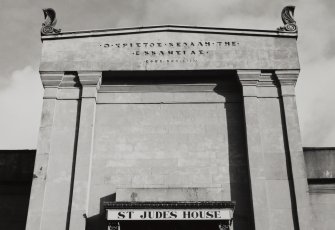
[0,0,334,149]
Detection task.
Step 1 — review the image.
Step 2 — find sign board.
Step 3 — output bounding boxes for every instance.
[107,209,232,221]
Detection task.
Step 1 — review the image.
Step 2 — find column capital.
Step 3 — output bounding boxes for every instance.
[275,70,300,96]
[78,71,102,99]
[236,70,261,86]
[258,72,278,87]
[78,71,102,87]
[40,72,64,99]
[275,70,300,86]
[40,71,64,88]
[236,70,261,97]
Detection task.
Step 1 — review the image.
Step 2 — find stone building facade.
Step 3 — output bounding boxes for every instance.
[9,6,332,230]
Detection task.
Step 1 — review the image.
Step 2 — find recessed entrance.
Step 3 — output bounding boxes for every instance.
[113,220,230,230]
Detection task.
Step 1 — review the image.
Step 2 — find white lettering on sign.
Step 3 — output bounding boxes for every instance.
[107,209,232,221]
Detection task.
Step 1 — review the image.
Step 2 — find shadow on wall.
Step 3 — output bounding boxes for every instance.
[215,80,254,230]
[86,193,116,230]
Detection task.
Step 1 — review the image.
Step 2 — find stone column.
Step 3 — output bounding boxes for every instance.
[69,72,102,230]
[25,72,63,230]
[236,70,269,230]
[276,70,313,230]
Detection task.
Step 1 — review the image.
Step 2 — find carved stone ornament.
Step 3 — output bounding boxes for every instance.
[41,8,61,35]
[277,5,297,32]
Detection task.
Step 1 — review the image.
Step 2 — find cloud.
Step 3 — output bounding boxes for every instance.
[0,66,43,149]
[294,1,335,147]
[296,56,335,147]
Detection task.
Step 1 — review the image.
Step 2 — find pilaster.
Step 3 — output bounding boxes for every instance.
[237,70,269,230]
[69,71,102,230]
[257,72,296,229]
[25,72,63,230]
[39,72,81,230]
[276,70,313,230]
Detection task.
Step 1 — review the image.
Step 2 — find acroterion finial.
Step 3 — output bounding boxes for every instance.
[277,6,297,32]
[41,8,61,35]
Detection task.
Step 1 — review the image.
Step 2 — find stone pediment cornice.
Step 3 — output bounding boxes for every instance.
[41,5,298,40]
[41,24,298,41]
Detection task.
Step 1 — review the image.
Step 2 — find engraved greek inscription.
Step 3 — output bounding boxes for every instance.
[100,41,239,49]
[100,40,240,65]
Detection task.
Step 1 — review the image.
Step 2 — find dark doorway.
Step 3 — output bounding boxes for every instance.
[116,220,229,230]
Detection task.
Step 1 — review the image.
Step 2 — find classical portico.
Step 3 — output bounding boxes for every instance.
[26,6,313,230]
